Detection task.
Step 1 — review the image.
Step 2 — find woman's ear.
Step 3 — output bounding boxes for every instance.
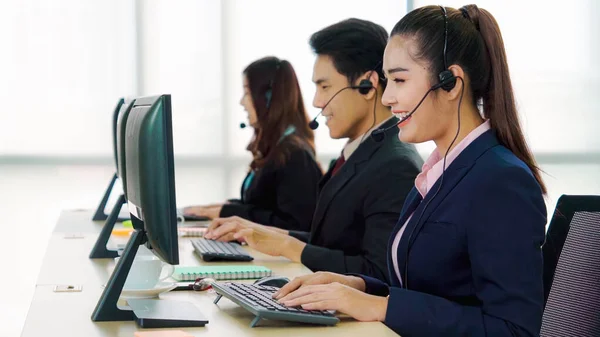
[446,64,467,100]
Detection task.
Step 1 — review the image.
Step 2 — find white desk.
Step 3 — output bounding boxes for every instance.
[53,209,106,234]
[22,211,398,336]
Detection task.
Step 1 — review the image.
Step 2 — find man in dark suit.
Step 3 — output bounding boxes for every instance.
[205,18,423,283]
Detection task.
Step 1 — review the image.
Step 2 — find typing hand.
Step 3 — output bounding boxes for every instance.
[183,205,223,219]
[206,217,304,260]
[205,216,261,242]
[273,272,366,300]
[277,282,388,322]
[232,225,291,257]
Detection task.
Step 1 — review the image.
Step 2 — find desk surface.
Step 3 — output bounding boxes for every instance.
[54,209,106,233]
[23,211,397,336]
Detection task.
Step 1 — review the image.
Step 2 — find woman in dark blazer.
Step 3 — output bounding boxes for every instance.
[184,57,322,232]
[274,6,547,336]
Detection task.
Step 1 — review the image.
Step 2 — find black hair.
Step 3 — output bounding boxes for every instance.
[309,18,388,88]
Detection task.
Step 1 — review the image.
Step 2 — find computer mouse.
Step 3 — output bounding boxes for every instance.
[253,276,290,288]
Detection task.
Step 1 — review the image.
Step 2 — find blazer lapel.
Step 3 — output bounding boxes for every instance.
[386,187,422,285]
[309,152,359,239]
[317,160,335,192]
[310,118,399,239]
[392,130,500,287]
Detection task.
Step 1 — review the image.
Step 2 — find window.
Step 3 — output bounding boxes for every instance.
[0,0,408,159]
[413,1,600,154]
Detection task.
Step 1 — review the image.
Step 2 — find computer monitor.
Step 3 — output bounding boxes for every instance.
[92,98,132,222]
[125,94,179,264]
[89,98,135,259]
[92,95,198,325]
[116,98,134,200]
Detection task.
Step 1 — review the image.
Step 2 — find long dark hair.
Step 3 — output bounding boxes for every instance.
[391,5,546,194]
[244,56,315,170]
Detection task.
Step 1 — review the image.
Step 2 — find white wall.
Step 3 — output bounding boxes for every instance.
[0,0,137,156]
[415,0,600,154]
[1,0,598,159]
[139,0,224,156]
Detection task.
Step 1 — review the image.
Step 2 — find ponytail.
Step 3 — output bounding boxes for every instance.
[464,5,546,194]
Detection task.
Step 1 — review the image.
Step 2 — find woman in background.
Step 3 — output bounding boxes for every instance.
[184,57,322,232]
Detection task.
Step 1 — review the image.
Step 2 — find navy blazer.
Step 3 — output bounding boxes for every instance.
[360,130,547,337]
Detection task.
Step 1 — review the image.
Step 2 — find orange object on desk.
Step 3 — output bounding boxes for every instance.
[112,227,134,236]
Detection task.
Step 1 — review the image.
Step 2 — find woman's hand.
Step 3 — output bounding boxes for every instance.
[277,282,388,322]
[273,272,366,299]
[205,216,262,242]
[183,204,223,219]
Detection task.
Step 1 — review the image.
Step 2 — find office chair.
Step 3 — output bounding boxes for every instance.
[540,195,600,336]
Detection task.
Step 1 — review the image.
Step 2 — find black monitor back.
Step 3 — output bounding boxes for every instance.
[124,94,178,265]
[116,98,135,198]
[112,98,125,169]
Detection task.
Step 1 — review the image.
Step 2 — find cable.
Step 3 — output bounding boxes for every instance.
[360,88,379,144]
[403,77,464,289]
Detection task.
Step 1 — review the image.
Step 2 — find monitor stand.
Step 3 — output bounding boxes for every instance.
[128,299,208,328]
[92,172,128,222]
[91,227,208,327]
[91,228,144,321]
[89,194,126,259]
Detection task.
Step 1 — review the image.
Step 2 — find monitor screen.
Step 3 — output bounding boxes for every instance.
[124,94,178,264]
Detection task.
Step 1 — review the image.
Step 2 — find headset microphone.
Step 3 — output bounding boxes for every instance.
[308,79,373,130]
[308,117,319,130]
[370,73,457,142]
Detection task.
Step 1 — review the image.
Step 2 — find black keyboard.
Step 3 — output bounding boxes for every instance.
[191,238,253,262]
[212,282,339,327]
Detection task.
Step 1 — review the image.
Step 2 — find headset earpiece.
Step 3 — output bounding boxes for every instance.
[435,7,457,93]
[438,70,457,92]
[356,79,374,95]
[265,59,281,110]
[265,89,272,109]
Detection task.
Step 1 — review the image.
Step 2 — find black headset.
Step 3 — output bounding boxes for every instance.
[402,6,464,289]
[240,59,282,129]
[356,79,375,95]
[308,68,376,130]
[435,6,457,92]
[265,59,282,110]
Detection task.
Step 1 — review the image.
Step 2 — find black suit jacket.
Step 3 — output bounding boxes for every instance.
[220,139,322,232]
[290,117,423,282]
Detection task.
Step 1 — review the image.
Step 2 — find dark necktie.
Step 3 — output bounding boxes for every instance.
[331,153,346,176]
